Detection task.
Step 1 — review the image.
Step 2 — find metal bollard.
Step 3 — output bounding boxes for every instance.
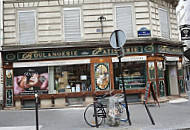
[35,92,39,130]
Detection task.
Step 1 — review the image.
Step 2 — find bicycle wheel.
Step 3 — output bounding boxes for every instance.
[119,103,128,122]
[84,103,103,127]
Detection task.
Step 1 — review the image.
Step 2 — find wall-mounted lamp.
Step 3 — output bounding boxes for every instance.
[5,62,9,66]
[98,15,106,39]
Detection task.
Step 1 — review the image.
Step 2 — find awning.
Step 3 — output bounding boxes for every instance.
[184,49,190,60]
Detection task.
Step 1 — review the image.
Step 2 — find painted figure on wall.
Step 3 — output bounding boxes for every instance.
[94,63,110,90]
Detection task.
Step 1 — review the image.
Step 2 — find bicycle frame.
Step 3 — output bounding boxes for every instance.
[84,93,129,127]
[95,101,107,118]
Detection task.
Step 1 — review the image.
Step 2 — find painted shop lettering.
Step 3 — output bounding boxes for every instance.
[19,51,78,60]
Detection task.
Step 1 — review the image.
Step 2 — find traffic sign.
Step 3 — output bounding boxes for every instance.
[110,30,126,49]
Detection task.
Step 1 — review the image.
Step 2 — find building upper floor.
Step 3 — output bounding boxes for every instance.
[2,0,180,50]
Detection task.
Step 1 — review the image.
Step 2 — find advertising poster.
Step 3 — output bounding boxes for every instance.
[6,89,13,106]
[94,63,110,91]
[157,62,164,78]
[14,67,48,95]
[5,69,13,87]
[148,62,155,79]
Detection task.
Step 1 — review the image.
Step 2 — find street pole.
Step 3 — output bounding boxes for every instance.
[115,31,132,125]
[93,102,99,128]
[35,91,39,130]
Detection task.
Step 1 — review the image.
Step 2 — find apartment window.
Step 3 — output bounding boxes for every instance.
[18,11,36,44]
[63,8,81,41]
[159,8,170,39]
[115,6,134,38]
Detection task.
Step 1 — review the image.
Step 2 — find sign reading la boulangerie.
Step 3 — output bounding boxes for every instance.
[5,46,143,61]
[4,45,182,62]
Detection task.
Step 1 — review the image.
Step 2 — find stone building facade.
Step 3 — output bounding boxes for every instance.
[1,0,184,109]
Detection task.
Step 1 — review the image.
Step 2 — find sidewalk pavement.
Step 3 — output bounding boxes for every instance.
[85,96,190,130]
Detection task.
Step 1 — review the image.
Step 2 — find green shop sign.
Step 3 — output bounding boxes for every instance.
[158,45,183,54]
[4,46,145,61]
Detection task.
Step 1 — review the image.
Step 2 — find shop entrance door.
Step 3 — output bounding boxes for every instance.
[165,65,179,96]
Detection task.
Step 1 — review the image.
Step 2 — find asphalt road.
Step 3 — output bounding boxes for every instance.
[0,98,190,130]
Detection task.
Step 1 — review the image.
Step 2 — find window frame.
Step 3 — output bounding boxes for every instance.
[62,8,82,42]
[114,5,136,38]
[17,10,37,45]
[158,8,171,39]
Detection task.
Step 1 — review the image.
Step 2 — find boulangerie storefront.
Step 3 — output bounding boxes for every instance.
[2,43,185,109]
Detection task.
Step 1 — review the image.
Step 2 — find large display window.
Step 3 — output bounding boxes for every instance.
[54,64,91,93]
[113,62,147,89]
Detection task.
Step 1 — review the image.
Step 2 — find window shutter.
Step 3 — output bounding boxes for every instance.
[64,9,81,41]
[116,6,133,38]
[18,11,36,44]
[159,9,170,39]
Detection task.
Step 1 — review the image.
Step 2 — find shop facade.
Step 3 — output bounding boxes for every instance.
[1,0,182,109]
[2,40,185,109]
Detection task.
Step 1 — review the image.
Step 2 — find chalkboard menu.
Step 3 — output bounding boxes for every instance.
[144,81,160,107]
[6,89,13,106]
[144,81,151,103]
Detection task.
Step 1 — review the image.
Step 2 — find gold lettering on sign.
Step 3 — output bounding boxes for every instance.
[22,53,32,60]
[57,52,62,56]
[107,49,111,54]
[52,53,56,57]
[92,48,103,55]
[66,51,70,56]
[43,53,46,57]
[134,47,138,52]
[103,50,107,54]
[34,53,39,58]
[48,53,52,57]
[74,51,77,55]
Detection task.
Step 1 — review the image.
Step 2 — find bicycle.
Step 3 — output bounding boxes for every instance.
[84,92,128,127]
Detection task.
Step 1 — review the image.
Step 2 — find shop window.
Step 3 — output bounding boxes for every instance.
[54,64,91,93]
[18,10,36,44]
[63,8,81,41]
[158,8,170,39]
[115,6,134,38]
[113,62,146,89]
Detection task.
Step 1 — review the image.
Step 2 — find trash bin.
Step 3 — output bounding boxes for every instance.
[106,96,120,126]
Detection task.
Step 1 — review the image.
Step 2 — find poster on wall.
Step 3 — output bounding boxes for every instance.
[178,62,183,77]
[159,80,165,97]
[5,69,13,87]
[157,62,164,78]
[14,67,48,95]
[94,63,110,91]
[148,62,155,79]
[6,89,13,106]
